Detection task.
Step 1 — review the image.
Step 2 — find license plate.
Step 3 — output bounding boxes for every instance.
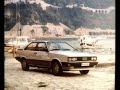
[81,63,89,66]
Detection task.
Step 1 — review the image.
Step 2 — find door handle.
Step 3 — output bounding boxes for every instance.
[34,52,37,54]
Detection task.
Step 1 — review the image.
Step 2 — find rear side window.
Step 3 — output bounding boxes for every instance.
[25,43,37,51]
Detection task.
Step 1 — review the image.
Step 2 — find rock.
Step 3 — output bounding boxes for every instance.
[37,82,48,87]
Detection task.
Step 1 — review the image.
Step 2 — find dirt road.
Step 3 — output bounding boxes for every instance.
[5,58,115,90]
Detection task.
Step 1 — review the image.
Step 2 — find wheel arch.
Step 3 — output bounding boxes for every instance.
[20,57,26,62]
[50,59,62,68]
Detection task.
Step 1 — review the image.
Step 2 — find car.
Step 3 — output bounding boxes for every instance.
[15,40,98,76]
[5,36,30,48]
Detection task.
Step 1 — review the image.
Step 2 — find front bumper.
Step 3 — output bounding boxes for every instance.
[15,57,22,62]
[61,61,98,71]
[5,44,13,47]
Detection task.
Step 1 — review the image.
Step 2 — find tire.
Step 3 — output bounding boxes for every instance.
[21,59,29,71]
[80,70,89,74]
[52,62,63,76]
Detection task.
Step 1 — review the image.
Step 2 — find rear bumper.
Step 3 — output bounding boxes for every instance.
[61,61,98,71]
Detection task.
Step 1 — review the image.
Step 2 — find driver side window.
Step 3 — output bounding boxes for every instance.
[49,43,59,50]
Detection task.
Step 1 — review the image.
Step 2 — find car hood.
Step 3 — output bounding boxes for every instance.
[50,50,95,57]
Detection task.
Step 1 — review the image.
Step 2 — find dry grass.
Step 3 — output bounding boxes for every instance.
[4,47,14,59]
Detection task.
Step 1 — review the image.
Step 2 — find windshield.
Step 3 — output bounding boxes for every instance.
[5,37,16,42]
[18,38,26,42]
[47,42,75,51]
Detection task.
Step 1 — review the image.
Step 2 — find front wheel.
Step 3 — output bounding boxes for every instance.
[80,70,89,74]
[52,62,63,76]
[21,59,29,71]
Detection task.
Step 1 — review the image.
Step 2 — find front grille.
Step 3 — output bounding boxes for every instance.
[77,57,91,61]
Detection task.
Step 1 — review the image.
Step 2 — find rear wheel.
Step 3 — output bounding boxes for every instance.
[21,59,29,71]
[80,70,89,74]
[52,62,63,76]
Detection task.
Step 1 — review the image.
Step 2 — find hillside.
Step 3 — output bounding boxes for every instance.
[4,0,115,31]
[44,0,115,9]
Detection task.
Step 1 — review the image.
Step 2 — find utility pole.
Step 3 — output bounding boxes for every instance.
[16,2,18,36]
[16,0,21,36]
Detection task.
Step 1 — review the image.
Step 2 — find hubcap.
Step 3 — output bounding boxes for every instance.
[53,63,59,74]
[22,60,26,68]
[54,64,59,72]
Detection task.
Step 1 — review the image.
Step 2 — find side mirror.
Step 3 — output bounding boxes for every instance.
[42,48,49,52]
[36,47,49,52]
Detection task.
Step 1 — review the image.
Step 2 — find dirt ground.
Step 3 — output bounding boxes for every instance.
[4,52,115,90]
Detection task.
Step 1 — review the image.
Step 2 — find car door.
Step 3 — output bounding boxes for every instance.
[35,42,50,67]
[23,42,38,65]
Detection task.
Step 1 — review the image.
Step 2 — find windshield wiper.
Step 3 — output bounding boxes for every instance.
[50,49,60,51]
[74,49,79,51]
[50,49,72,51]
[61,49,71,51]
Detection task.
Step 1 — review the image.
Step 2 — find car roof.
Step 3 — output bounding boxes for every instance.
[31,40,66,43]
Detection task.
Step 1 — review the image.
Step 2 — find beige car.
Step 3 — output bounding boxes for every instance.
[15,41,98,75]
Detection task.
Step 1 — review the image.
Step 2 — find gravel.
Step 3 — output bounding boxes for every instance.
[5,58,115,90]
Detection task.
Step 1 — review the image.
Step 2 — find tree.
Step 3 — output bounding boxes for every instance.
[41,25,48,35]
[30,29,35,39]
[64,29,74,35]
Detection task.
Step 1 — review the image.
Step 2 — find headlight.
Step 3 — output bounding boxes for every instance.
[68,57,77,61]
[91,57,97,61]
